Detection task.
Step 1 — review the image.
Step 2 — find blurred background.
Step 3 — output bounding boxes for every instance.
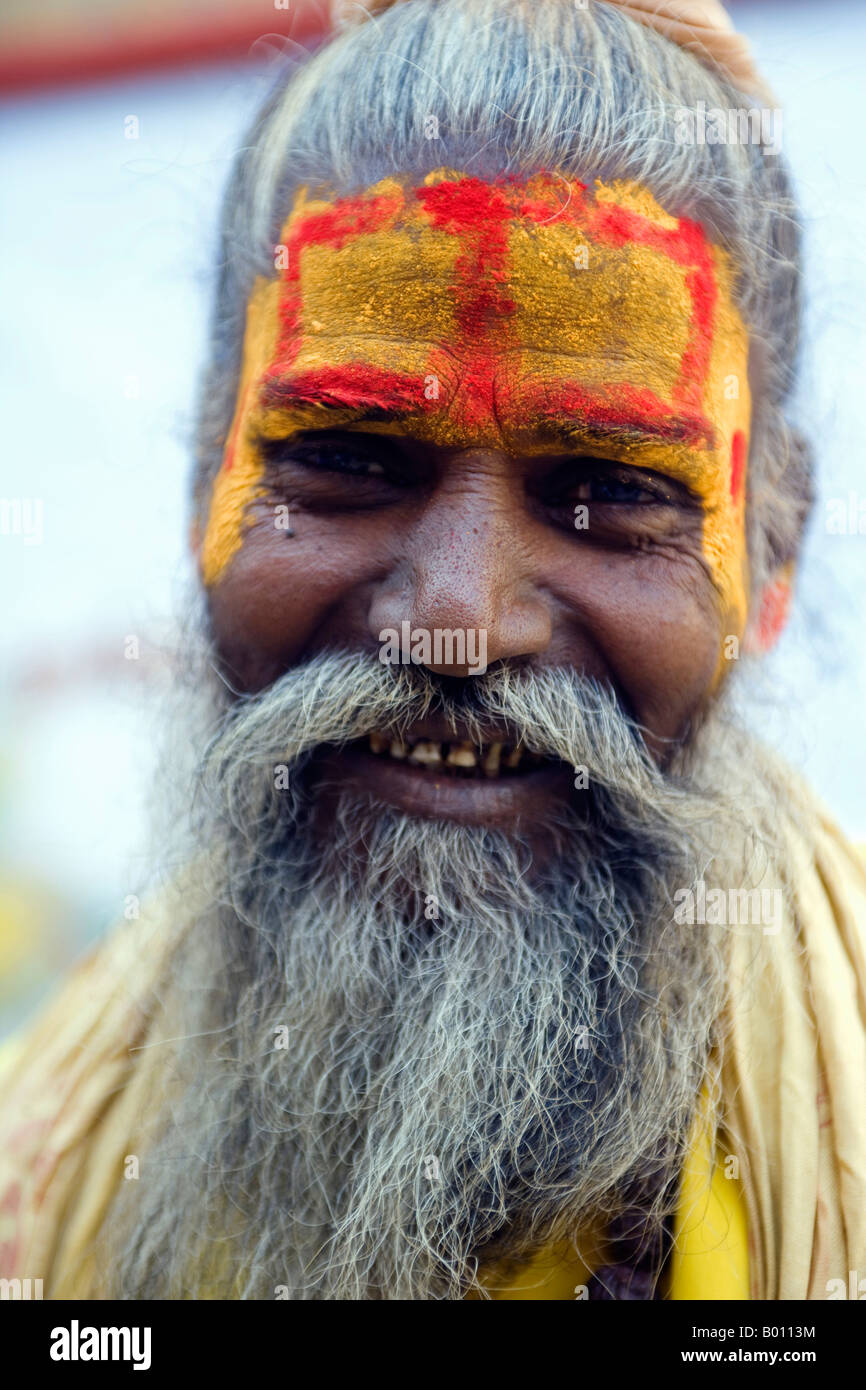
[0,0,864,1033]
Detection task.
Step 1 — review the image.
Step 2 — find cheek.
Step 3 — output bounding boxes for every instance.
[206,513,382,690]
[551,547,731,744]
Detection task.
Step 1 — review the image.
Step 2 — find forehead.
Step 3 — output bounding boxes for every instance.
[201,167,752,624]
[251,167,747,460]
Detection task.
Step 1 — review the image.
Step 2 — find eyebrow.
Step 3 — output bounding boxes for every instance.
[529,382,716,451]
[260,364,429,421]
[258,366,715,452]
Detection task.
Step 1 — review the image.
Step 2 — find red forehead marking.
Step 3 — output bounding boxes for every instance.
[518,192,718,416]
[516,179,588,223]
[261,362,437,416]
[291,189,406,249]
[730,429,747,499]
[254,172,724,448]
[414,177,516,332]
[270,188,408,374]
[414,177,518,432]
[522,380,713,449]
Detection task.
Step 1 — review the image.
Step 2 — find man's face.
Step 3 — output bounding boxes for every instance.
[109,170,759,1298]
[199,168,751,832]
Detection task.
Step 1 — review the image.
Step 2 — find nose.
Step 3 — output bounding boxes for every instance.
[368,453,552,677]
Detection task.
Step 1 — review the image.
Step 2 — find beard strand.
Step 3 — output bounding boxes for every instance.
[99,647,766,1300]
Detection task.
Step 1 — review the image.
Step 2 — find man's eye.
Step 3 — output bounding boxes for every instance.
[260,435,393,479]
[301,443,387,477]
[573,472,666,505]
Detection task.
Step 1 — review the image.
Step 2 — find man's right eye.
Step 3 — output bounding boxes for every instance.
[258,434,396,480]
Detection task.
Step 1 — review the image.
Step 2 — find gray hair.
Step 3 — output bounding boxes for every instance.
[100,648,753,1298]
[193,0,812,605]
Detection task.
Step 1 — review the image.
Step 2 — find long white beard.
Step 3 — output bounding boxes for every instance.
[101,648,773,1299]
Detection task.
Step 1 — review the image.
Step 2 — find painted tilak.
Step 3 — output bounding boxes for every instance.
[201,169,753,634]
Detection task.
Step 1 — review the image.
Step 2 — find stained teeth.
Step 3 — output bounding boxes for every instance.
[482,742,502,777]
[408,741,442,766]
[446,741,477,769]
[365,731,540,776]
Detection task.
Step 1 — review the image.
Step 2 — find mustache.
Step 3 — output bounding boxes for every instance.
[199,648,715,840]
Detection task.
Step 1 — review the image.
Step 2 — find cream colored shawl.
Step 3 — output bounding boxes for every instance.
[722,790,866,1298]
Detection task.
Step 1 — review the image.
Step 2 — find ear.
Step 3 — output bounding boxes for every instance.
[743,562,794,654]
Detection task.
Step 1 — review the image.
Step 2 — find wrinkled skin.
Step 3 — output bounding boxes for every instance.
[200,171,753,839]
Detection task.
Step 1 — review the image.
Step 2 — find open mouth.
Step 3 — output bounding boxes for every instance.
[365,732,548,778]
[311,719,572,830]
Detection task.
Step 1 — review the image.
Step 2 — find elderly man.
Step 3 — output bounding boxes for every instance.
[1,0,864,1302]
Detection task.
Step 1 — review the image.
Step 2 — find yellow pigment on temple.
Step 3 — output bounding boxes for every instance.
[200,277,283,586]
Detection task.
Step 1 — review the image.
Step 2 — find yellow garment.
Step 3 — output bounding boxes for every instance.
[0,761,863,1299]
[473,1221,608,1300]
[475,1095,750,1300]
[668,1099,749,1300]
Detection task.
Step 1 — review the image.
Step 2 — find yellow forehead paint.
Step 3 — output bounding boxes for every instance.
[200,277,283,586]
[200,169,751,630]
